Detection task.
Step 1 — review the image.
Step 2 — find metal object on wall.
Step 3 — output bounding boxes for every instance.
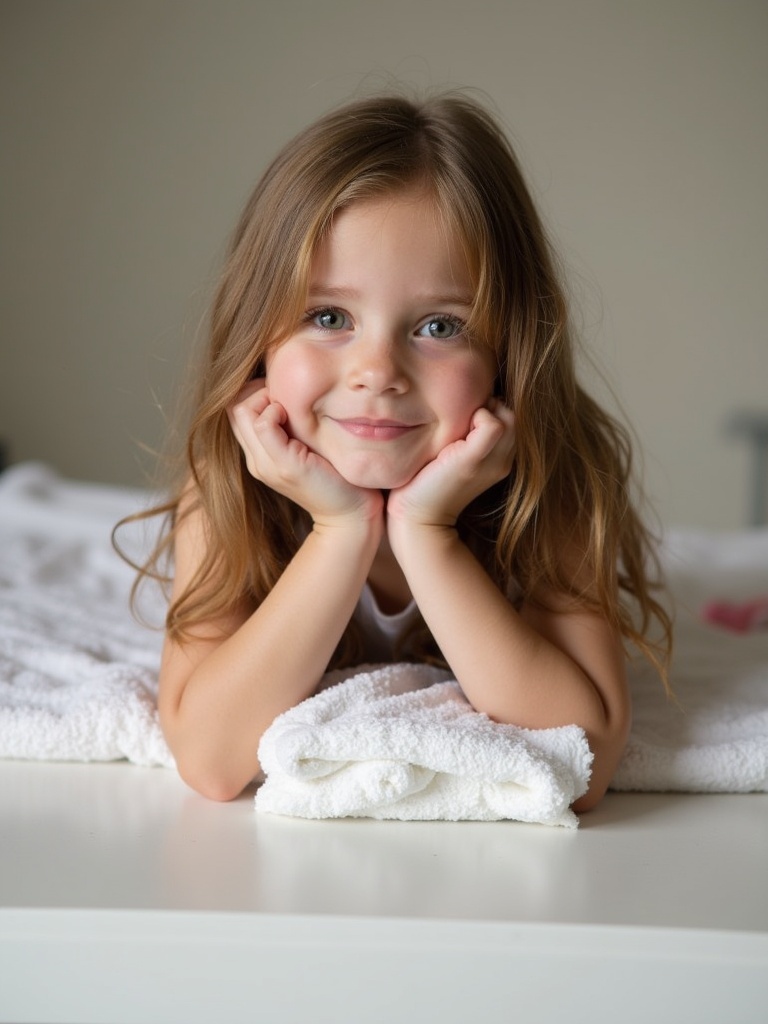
[728,411,768,526]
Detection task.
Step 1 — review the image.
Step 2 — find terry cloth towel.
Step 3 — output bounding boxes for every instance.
[611,527,768,794]
[0,462,173,768]
[255,663,593,828]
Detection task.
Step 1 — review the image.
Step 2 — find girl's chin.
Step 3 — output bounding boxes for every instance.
[340,472,416,491]
[332,458,423,492]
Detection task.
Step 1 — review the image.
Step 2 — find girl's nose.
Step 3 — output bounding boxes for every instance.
[347,334,409,394]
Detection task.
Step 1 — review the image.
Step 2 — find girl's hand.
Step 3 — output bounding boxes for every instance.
[228,380,384,528]
[386,400,515,531]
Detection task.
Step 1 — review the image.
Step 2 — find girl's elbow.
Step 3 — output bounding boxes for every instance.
[573,783,608,814]
[575,709,631,814]
[160,705,256,801]
[166,729,255,801]
[176,757,251,802]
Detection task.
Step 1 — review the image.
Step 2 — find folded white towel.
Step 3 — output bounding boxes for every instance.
[256,663,592,827]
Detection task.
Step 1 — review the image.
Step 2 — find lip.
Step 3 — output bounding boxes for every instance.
[333,417,420,441]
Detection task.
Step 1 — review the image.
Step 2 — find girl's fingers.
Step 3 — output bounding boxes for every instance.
[227,379,269,433]
[251,405,293,465]
[481,399,515,434]
[465,405,514,465]
[493,401,516,429]
[388,402,516,526]
[255,400,286,429]
[228,391,343,508]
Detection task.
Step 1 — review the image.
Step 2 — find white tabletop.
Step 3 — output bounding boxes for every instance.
[1,759,767,1023]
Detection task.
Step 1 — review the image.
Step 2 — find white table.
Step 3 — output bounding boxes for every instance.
[1,760,766,1023]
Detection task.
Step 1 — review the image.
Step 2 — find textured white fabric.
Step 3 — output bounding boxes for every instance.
[613,528,768,793]
[0,463,172,767]
[256,662,592,827]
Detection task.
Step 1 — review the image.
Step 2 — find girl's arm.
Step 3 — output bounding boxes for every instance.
[159,384,383,801]
[386,403,631,811]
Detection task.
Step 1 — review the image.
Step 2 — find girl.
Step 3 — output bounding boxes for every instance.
[131,92,671,810]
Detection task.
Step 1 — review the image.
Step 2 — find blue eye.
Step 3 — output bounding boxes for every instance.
[310,308,348,331]
[417,315,465,340]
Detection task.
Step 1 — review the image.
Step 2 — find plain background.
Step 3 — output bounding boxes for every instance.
[1,0,766,528]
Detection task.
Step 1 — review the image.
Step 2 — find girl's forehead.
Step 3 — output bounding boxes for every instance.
[309,192,476,295]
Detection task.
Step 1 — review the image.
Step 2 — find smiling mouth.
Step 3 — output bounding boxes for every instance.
[333,418,420,441]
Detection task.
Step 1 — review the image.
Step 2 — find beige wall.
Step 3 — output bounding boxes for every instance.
[1,0,766,527]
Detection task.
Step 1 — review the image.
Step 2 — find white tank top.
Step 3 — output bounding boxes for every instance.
[353,583,419,662]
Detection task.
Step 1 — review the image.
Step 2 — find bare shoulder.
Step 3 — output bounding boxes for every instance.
[157,482,249,720]
[169,481,209,597]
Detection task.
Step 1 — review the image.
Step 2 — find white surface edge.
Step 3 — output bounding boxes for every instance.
[1,908,766,1024]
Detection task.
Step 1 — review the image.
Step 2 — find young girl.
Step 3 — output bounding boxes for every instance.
[132,92,671,810]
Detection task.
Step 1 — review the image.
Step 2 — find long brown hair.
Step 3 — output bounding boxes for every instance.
[121,91,672,679]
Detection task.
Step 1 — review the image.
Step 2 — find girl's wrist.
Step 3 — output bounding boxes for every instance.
[386,516,459,563]
[312,505,385,549]
[309,487,385,530]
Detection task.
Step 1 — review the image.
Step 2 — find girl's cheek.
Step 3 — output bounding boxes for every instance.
[450,361,496,419]
[266,345,329,437]
[265,346,302,400]
[270,368,310,408]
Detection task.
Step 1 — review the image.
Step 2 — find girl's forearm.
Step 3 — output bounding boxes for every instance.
[392,525,597,721]
[162,519,381,800]
[388,523,629,803]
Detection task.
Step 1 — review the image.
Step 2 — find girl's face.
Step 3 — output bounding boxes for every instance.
[265,191,496,490]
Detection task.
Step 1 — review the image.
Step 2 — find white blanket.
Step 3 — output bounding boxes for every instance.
[0,463,767,820]
[611,527,768,793]
[0,463,172,768]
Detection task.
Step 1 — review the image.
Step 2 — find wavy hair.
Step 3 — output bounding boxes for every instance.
[120,91,672,680]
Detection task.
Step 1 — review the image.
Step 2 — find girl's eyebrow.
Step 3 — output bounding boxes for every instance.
[307,284,474,308]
